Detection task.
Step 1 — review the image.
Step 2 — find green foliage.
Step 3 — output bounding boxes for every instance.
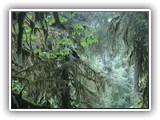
[34,49,41,54]
[81,34,98,47]
[40,34,45,39]
[31,34,36,40]
[100,54,134,108]
[58,38,73,46]
[26,12,33,19]
[14,23,19,33]
[12,80,22,93]
[66,12,75,18]
[38,48,69,60]
[45,15,55,26]
[11,11,149,108]
[51,48,69,60]
[23,21,37,41]
[59,16,68,22]
[136,97,143,108]
[24,24,32,33]
[72,23,84,37]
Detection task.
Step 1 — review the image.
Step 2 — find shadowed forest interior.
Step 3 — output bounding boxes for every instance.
[11,11,149,109]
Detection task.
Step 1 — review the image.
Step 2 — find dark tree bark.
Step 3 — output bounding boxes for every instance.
[61,61,71,108]
[17,12,26,55]
[54,12,61,25]
[53,12,65,29]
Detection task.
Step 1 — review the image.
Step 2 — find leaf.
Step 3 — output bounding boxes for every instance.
[136,98,141,103]
[26,28,32,33]
[80,34,98,47]
[58,39,73,46]
[46,53,51,59]
[58,39,65,45]
[59,49,69,56]
[72,23,84,36]
[31,34,36,40]
[27,12,33,19]
[12,80,22,93]
[34,49,41,53]
[59,16,68,22]
[80,39,87,47]
[46,15,55,25]
[66,39,73,45]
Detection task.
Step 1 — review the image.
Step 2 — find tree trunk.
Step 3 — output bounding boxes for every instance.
[61,61,71,108]
[54,12,61,25]
[53,12,65,29]
[133,57,139,107]
[17,12,26,55]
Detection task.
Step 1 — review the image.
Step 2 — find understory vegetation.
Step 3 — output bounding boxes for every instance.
[11,11,149,109]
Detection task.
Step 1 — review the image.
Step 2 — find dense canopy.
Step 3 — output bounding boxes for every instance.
[11,10,149,109]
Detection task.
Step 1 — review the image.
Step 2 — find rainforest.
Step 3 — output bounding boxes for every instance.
[10,10,150,109]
